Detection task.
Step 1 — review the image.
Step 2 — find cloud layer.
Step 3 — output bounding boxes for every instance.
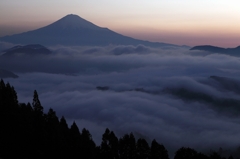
[4,45,240,157]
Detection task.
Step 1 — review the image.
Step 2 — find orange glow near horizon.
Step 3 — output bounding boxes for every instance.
[110,22,240,47]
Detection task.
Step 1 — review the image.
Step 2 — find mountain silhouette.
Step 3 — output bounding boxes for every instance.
[1,44,51,57]
[190,45,240,56]
[0,14,178,47]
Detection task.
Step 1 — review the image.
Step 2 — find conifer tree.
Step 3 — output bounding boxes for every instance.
[59,116,69,140]
[0,79,6,111]
[109,131,119,159]
[0,81,18,112]
[31,90,46,158]
[32,90,43,115]
[69,121,81,159]
[46,108,59,126]
[136,138,150,159]
[174,147,198,159]
[10,85,18,106]
[119,133,136,159]
[81,128,96,159]
[59,116,69,130]
[70,121,81,137]
[101,128,111,159]
[58,116,70,159]
[150,139,169,159]
[101,128,119,159]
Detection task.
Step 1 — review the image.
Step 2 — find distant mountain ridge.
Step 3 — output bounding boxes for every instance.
[1,44,51,57]
[0,14,179,47]
[190,45,240,56]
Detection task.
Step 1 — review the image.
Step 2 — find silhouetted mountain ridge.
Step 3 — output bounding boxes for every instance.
[190,45,240,56]
[0,14,179,47]
[1,44,51,57]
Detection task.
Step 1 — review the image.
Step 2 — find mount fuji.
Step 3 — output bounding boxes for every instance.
[0,14,178,47]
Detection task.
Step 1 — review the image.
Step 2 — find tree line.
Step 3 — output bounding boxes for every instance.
[0,79,237,159]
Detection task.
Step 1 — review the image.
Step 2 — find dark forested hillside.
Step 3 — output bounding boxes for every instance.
[0,79,237,159]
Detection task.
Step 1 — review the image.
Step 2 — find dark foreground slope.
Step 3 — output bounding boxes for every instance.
[0,14,178,47]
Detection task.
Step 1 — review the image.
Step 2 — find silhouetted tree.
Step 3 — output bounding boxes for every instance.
[0,80,18,158]
[0,80,18,113]
[17,102,34,158]
[101,128,111,159]
[100,128,119,159]
[69,121,81,158]
[119,133,136,159]
[174,147,198,159]
[81,128,96,159]
[150,139,169,159]
[136,138,150,159]
[31,90,46,158]
[58,116,70,159]
[32,90,43,115]
[45,108,60,158]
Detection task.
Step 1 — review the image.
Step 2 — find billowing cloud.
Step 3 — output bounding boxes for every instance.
[4,45,240,158]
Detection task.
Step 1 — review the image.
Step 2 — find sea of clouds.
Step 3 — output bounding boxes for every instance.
[2,44,240,157]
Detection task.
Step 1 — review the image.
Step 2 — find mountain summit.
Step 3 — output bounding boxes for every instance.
[0,14,178,47]
[48,14,103,30]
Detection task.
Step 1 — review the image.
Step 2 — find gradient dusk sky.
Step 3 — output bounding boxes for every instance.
[1,0,240,47]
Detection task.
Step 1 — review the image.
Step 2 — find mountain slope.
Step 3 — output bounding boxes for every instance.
[0,14,178,47]
[190,45,240,56]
